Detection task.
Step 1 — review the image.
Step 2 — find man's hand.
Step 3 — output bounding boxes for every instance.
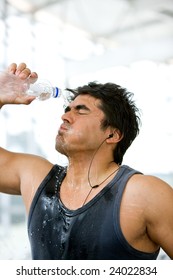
[0,62,38,108]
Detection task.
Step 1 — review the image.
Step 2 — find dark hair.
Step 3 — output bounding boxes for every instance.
[67,82,141,164]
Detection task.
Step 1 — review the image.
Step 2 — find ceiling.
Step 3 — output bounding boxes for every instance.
[3,0,173,76]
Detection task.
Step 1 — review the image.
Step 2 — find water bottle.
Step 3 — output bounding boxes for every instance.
[25,79,72,104]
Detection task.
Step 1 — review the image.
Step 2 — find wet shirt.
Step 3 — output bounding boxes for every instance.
[28,164,160,260]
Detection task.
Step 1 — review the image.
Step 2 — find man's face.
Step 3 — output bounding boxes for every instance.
[55,94,108,157]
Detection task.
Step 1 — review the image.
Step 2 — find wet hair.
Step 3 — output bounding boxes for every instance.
[67,82,141,164]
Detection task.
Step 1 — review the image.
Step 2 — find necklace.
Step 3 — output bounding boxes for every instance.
[82,165,120,206]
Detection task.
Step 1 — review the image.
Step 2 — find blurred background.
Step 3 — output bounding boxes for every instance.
[0,0,173,259]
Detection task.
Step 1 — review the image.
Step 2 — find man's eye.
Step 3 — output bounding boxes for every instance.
[78,110,87,115]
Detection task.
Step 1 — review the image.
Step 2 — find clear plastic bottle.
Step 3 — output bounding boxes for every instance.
[25,79,68,102]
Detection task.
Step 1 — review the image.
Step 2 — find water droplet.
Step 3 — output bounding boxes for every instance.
[42,220,47,228]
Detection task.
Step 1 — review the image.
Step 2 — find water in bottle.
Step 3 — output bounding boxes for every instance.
[25,79,72,104]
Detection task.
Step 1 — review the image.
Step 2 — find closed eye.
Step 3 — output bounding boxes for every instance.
[75,105,90,114]
[64,104,90,114]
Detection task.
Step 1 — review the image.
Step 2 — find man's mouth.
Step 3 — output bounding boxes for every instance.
[58,124,70,135]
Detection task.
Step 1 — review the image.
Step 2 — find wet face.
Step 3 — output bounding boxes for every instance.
[55,94,108,157]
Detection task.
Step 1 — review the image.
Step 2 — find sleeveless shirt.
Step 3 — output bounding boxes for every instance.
[28,164,160,260]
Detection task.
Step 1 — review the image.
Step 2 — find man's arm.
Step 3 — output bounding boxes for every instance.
[145,175,173,259]
[0,63,53,211]
[0,62,38,194]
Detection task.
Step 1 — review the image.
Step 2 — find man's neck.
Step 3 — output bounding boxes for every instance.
[65,153,117,189]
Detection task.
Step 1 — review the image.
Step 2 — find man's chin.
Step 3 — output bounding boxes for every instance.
[55,143,68,157]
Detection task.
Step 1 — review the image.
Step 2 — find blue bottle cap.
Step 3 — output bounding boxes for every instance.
[54,87,59,98]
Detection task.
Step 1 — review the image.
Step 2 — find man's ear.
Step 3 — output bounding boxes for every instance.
[106,129,123,143]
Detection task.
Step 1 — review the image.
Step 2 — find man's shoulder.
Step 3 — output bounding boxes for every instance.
[125,171,172,203]
[126,173,173,214]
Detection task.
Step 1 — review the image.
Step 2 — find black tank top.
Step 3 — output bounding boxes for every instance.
[28,164,160,259]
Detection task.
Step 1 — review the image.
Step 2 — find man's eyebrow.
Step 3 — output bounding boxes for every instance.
[64,104,90,113]
[75,104,90,111]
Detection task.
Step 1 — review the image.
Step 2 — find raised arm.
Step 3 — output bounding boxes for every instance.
[0,63,53,211]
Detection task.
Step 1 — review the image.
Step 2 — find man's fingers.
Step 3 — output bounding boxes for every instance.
[7,63,38,80]
[7,63,17,74]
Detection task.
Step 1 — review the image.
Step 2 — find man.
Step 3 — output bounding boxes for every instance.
[0,63,173,260]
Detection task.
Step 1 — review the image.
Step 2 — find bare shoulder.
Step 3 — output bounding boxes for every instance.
[123,173,173,226]
[1,148,54,178]
[0,147,54,211]
[126,173,173,208]
[131,172,172,193]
